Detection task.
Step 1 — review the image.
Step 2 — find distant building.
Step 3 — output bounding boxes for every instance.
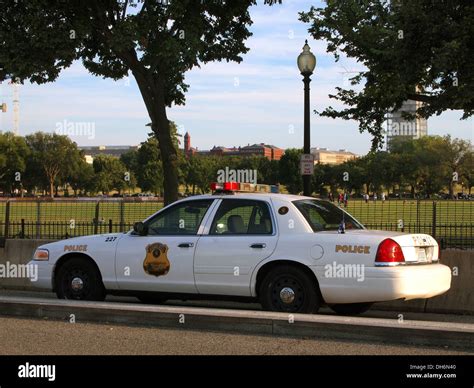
[386,98,428,149]
[209,145,241,157]
[183,132,284,161]
[79,145,139,164]
[239,143,285,161]
[311,148,357,165]
[183,132,198,157]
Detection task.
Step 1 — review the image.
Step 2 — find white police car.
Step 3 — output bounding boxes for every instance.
[29,183,451,315]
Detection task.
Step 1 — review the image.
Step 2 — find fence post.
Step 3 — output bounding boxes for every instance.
[20,218,25,239]
[4,200,10,238]
[416,199,420,233]
[120,200,125,232]
[431,201,437,239]
[94,201,100,235]
[36,200,41,239]
[109,219,113,234]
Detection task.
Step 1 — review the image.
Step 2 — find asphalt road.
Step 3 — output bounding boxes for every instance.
[0,316,471,355]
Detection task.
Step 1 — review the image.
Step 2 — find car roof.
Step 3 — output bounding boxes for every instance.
[181,193,320,203]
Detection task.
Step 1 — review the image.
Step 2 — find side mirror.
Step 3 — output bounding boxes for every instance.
[133,222,148,236]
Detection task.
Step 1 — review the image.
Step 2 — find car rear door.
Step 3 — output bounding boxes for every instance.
[194,198,278,296]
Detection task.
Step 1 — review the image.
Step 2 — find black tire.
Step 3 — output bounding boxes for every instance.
[137,295,167,305]
[329,302,373,316]
[55,257,105,301]
[259,265,321,314]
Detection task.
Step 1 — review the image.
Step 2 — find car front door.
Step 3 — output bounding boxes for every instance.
[115,199,216,293]
[194,198,278,296]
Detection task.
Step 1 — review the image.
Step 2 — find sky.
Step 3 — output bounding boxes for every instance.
[0,0,472,156]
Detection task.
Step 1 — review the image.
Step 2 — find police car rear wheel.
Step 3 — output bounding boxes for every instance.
[259,266,321,314]
[56,258,105,301]
[329,302,373,316]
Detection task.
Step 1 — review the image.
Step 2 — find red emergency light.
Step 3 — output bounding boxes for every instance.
[210,182,240,192]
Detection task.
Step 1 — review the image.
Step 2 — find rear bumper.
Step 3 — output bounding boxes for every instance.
[315,263,452,304]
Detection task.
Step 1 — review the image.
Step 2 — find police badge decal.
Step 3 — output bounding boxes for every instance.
[143,243,171,277]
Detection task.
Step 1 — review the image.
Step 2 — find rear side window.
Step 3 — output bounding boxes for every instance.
[210,199,273,235]
[293,199,363,232]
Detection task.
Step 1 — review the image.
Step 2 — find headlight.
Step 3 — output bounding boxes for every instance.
[33,249,49,261]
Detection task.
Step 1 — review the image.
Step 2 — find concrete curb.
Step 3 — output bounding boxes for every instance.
[0,296,473,350]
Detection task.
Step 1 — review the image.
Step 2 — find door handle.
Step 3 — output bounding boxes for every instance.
[178,242,194,248]
[250,243,266,249]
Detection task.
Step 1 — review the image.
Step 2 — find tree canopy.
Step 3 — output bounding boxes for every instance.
[300,0,474,148]
[0,0,280,204]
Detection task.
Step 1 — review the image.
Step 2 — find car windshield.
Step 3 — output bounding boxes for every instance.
[293,199,364,232]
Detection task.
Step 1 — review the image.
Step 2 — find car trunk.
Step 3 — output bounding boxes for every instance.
[343,229,439,264]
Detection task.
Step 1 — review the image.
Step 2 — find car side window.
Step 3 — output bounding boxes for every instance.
[210,199,273,235]
[147,200,213,235]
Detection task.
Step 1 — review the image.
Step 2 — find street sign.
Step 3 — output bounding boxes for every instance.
[300,154,314,175]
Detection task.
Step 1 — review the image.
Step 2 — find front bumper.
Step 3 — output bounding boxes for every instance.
[316,263,452,304]
[27,260,54,290]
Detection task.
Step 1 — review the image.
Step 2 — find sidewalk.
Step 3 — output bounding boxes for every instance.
[1,288,474,325]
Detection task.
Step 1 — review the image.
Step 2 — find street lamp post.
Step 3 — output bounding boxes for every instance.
[297,40,316,197]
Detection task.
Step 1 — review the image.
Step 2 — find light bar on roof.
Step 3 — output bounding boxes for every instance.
[210,182,279,193]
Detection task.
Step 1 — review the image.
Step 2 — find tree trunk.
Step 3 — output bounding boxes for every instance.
[152,112,179,205]
[49,180,54,199]
[131,67,179,206]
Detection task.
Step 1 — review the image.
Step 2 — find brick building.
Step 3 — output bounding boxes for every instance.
[183,132,284,161]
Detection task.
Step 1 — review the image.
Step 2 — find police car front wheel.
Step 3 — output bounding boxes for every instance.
[259,266,321,314]
[55,257,106,301]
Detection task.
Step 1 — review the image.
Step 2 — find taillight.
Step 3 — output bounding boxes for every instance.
[375,239,405,264]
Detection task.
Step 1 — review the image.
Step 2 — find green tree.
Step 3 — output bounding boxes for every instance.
[25,132,79,198]
[301,1,474,148]
[438,136,472,198]
[92,154,131,195]
[135,137,164,195]
[185,155,218,195]
[0,133,29,195]
[0,0,280,204]
[388,138,421,197]
[459,151,473,195]
[337,158,366,195]
[279,149,303,194]
[312,163,328,196]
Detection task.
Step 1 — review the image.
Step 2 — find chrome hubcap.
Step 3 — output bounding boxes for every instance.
[71,277,84,291]
[279,287,295,304]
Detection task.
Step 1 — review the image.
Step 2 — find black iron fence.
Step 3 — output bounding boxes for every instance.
[0,198,163,241]
[0,198,472,249]
[345,199,473,250]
